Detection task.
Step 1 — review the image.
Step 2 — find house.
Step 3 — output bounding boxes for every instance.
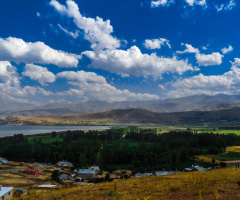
[25,168,41,176]
[0,185,14,200]
[56,161,73,168]
[89,166,100,174]
[221,160,240,168]
[135,172,153,178]
[156,171,181,176]
[77,169,96,180]
[0,157,10,165]
[58,174,74,185]
[184,165,207,172]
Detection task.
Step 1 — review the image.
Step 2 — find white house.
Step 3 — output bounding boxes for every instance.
[77,169,96,180]
[89,166,100,174]
[0,157,10,165]
[56,161,73,168]
[135,172,153,178]
[156,171,181,176]
[0,186,14,200]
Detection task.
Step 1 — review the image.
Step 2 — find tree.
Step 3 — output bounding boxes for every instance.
[52,131,57,138]
[51,170,60,181]
[105,173,110,181]
[212,158,216,165]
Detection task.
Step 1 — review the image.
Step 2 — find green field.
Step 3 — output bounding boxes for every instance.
[27,134,64,144]
[139,125,240,135]
[203,152,240,161]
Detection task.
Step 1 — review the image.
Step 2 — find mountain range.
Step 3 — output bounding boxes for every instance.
[1,94,240,119]
[1,94,240,126]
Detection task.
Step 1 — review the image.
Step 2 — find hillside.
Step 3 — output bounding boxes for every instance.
[2,94,240,118]
[3,106,240,126]
[21,168,240,200]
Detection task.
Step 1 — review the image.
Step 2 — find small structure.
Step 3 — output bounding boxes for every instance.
[184,165,207,172]
[221,160,240,168]
[89,166,100,174]
[56,161,73,168]
[38,184,57,189]
[0,157,10,165]
[58,174,74,185]
[0,185,14,200]
[14,189,27,197]
[135,172,153,178]
[25,168,41,176]
[77,169,96,180]
[156,171,181,176]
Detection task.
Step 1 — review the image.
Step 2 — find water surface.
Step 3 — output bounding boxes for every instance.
[0,125,112,137]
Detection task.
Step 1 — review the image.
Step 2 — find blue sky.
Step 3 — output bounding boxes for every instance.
[0,0,239,105]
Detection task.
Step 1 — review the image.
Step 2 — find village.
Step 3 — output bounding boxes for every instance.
[1,155,240,200]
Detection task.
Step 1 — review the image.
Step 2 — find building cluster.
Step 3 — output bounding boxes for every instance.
[57,162,101,185]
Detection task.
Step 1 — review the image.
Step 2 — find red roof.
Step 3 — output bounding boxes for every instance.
[25,168,40,175]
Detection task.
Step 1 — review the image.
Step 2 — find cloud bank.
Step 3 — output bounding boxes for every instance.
[83,46,196,77]
[57,70,160,102]
[0,37,80,67]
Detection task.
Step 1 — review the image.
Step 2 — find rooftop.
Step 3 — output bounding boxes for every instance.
[0,186,14,197]
[156,171,181,176]
[0,157,10,164]
[78,169,95,174]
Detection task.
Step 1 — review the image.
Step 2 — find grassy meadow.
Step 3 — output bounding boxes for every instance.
[27,135,64,144]
[197,146,240,164]
[17,167,240,200]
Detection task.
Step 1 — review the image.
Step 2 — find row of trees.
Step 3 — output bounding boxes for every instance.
[0,128,240,171]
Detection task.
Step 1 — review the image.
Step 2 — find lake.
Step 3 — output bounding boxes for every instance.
[0,125,112,137]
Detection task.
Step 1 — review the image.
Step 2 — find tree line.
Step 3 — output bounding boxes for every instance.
[0,128,239,172]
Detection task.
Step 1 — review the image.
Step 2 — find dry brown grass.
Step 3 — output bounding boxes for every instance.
[0,163,59,188]
[196,156,221,164]
[17,167,240,200]
[226,146,240,152]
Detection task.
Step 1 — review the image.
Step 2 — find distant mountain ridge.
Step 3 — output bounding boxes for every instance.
[2,106,240,126]
[1,94,240,118]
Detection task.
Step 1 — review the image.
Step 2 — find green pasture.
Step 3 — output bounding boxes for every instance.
[27,134,63,144]
[202,151,240,161]
[213,130,240,135]
[138,125,240,135]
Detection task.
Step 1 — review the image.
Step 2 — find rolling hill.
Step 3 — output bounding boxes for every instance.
[2,106,240,126]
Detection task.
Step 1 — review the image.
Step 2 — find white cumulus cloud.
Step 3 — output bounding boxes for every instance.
[0,62,51,105]
[185,0,206,7]
[143,38,171,49]
[22,64,56,85]
[0,61,19,86]
[83,46,196,78]
[216,0,236,12]
[195,52,223,66]
[57,70,160,102]
[177,43,223,66]
[167,62,240,98]
[50,0,120,50]
[221,45,233,54]
[176,43,199,54]
[0,37,80,67]
[151,0,175,8]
